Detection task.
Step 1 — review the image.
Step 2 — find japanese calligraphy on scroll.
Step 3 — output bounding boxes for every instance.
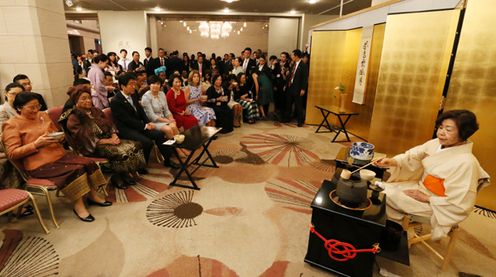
[352,26,374,104]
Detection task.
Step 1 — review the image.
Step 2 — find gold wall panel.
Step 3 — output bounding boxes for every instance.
[306,31,350,124]
[368,10,460,156]
[345,24,386,139]
[444,0,496,210]
[306,25,386,140]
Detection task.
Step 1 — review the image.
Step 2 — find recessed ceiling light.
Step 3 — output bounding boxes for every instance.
[153,6,161,12]
[223,8,230,14]
[75,6,83,12]
[308,0,318,4]
[220,0,239,3]
[65,0,74,7]
[289,9,297,15]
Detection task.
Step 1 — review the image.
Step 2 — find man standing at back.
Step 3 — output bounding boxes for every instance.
[143,47,153,68]
[284,49,308,127]
[118,49,130,72]
[147,48,167,76]
[13,74,48,111]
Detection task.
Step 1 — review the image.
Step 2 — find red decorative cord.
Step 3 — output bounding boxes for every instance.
[310,226,380,262]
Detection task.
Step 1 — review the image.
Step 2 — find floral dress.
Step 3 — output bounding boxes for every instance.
[187,85,216,126]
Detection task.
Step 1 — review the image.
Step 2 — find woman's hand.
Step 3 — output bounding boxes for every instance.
[34,133,59,149]
[403,189,430,203]
[374,158,397,168]
[110,133,120,145]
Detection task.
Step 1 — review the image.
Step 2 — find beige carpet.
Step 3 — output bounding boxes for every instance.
[1,121,495,277]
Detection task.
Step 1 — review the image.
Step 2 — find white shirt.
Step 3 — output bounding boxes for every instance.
[121,91,136,110]
[118,58,130,71]
[242,59,249,73]
[290,60,301,84]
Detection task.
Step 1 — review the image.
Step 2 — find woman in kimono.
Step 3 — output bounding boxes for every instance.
[2,92,111,223]
[375,110,490,240]
[64,85,146,189]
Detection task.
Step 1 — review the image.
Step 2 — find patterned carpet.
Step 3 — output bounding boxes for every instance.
[1,121,495,277]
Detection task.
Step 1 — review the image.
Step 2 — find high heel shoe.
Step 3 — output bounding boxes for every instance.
[73,209,95,222]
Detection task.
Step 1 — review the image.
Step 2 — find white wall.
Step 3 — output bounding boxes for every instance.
[302,14,336,49]
[156,20,268,57]
[66,20,100,53]
[267,17,300,58]
[98,11,148,57]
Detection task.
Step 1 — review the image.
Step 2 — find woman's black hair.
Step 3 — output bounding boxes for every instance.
[436,109,479,140]
[13,92,39,113]
[147,75,161,85]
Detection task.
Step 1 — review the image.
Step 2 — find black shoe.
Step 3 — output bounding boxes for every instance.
[121,174,137,185]
[87,198,113,207]
[164,159,180,169]
[111,174,127,189]
[297,123,304,127]
[137,168,149,175]
[73,209,95,222]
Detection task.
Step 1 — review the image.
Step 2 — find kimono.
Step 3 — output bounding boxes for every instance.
[383,138,490,240]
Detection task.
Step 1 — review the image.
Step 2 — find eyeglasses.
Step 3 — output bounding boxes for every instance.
[22,104,41,111]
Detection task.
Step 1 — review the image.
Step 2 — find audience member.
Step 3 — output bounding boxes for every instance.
[234,73,259,124]
[142,75,180,138]
[2,92,111,222]
[184,70,216,126]
[284,49,308,127]
[13,74,48,111]
[128,51,145,72]
[206,74,233,133]
[110,72,177,169]
[64,85,146,189]
[88,54,112,109]
[118,49,130,71]
[166,76,198,131]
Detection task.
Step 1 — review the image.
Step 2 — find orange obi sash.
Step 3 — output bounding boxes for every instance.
[423,175,446,196]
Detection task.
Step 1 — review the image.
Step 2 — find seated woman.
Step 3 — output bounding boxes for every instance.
[234,73,259,124]
[2,92,111,222]
[64,85,147,189]
[225,74,243,127]
[375,110,489,240]
[184,70,216,127]
[206,74,234,134]
[166,76,198,131]
[142,75,180,138]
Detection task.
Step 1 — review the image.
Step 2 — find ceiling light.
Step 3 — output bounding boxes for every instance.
[223,8,230,14]
[308,0,318,4]
[183,22,187,27]
[220,0,239,3]
[153,6,161,12]
[237,31,240,35]
[240,27,243,31]
[289,9,297,15]
[65,0,74,7]
[75,6,83,12]
[243,22,247,28]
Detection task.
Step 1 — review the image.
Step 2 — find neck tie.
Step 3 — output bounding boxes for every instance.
[290,63,298,86]
[127,96,136,111]
[160,58,164,66]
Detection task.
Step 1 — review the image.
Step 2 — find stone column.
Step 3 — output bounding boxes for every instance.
[0,0,73,107]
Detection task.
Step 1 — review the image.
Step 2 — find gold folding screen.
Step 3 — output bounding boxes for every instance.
[368,10,460,155]
[306,25,385,140]
[306,30,354,124]
[443,0,496,210]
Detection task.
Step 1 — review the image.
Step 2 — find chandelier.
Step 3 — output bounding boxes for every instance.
[198,21,233,39]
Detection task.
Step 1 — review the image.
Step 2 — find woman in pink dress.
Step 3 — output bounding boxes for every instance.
[166,76,198,130]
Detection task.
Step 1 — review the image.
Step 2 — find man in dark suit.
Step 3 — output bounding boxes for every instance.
[166,50,183,77]
[146,48,167,76]
[191,54,209,78]
[143,47,153,68]
[284,49,308,127]
[241,47,256,74]
[110,72,178,170]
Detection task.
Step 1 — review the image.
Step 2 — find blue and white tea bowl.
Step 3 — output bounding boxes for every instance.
[349,142,375,161]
